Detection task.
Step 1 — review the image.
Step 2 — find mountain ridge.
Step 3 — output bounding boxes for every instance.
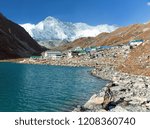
[0,13,44,60]
[20,16,118,46]
[54,22,150,51]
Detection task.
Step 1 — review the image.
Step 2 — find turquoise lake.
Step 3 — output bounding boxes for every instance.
[0,62,108,112]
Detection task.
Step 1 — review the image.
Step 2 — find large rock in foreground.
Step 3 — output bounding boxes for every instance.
[0,13,44,60]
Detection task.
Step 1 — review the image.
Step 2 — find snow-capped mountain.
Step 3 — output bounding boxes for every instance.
[20,16,118,47]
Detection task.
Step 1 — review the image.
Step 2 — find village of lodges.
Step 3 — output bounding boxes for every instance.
[30,39,144,60]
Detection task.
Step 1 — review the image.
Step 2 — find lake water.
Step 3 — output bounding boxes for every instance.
[0,62,108,112]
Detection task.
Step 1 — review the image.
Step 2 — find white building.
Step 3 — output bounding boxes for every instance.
[74,46,82,51]
[67,51,73,58]
[43,51,62,59]
[128,40,144,47]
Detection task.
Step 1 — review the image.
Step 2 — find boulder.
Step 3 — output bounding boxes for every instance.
[84,94,104,109]
[145,103,150,108]
[102,87,114,110]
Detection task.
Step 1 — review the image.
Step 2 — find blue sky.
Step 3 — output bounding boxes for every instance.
[0,0,150,26]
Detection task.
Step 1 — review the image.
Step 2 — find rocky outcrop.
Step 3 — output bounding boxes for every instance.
[89,65,150,112]
[0,13,45,60]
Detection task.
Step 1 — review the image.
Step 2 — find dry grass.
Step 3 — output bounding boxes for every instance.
[119,41,150,76]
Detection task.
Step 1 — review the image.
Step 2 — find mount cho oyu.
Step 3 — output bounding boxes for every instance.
[20,16,118,48]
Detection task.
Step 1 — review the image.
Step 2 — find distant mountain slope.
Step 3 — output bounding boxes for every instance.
[55,22,150,51]
[20,16,117,44]
[0,13,44,60]
[119,40,150,76]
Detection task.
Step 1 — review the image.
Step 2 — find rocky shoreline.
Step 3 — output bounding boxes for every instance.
[74,65,150,112]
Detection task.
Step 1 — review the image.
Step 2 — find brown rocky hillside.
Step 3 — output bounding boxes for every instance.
[0,13,45,60]
[119,41,150,76]
[56,23,150,51]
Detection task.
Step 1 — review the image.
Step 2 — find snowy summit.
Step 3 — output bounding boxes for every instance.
[21,16,118,42]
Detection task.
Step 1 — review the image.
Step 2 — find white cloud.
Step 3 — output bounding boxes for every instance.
[147,2,150,6]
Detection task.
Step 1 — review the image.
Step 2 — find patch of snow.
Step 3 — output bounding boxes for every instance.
[20,23,35,37]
